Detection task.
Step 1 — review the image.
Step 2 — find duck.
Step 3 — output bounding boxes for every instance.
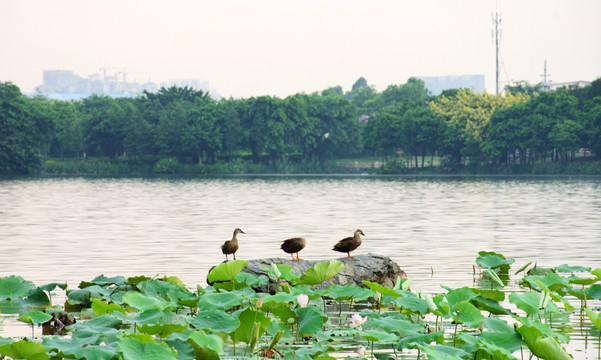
[281,237,306,261]
[332,229,365,257]
[221,228,245,261]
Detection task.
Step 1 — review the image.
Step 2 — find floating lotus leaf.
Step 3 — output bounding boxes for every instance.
[122,291,168,311]
[0,275,35,299]
[91,298,126,316]
[18,311,53,326]
[362,281,399,297]
[80,275,127,289]
[359,329,398,343]
[369,314,424,337]
[393,291,428,314]
[584,308,601,331]
[516,325,572,360]
[188,310,240,333]
[324,284,372,301]
[299,260,345,286]
[476,251,514,272]
[396,331,444,350]
[456,301,484,328]
[295,306,326,337]
[116,336,177,360]
[197,291,244,311]
[233,307,271,344]
[0,339,49,360]
[554,264,590,273]
[419,344,469,360]
[206,260,248,283]
[43,337,115,360]
[67,313,123,334]
[187,330,223,360]
[38,282,68,292]
[21,287,51,308]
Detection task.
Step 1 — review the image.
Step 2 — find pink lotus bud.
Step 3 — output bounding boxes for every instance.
[297,294,309,308]
[350,313,368,330]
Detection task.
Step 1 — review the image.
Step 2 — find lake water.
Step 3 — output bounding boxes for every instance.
[1,175,600,356]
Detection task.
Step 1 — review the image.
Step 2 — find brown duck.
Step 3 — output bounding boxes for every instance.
[221,228,245,261]
[332,229,365,257]
[281,237,306,261]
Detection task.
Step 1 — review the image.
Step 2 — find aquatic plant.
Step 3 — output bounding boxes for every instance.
[0,256,600,359]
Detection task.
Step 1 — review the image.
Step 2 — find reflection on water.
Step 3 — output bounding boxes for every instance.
[1,176,600,355]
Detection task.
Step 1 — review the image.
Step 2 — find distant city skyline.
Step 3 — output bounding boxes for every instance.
[1,1,600,99]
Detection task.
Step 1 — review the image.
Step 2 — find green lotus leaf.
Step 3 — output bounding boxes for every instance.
[397,331,444,350]
[260,300,296,324]
[554,264,590,273]
[325,284,373,301]
[508,292,541,317]
[516,325,571,360]
[207,260,249,283]
[0,299,24,314]
[472,338,520,360]
[117,336,177,360]
[362,281,399,297]
[394,292,428,314]
[67,313,123,333]
[299,260,345,286]
[91,298,127,316]
[369,315,424,337]
[18,311,53,326]
[233,307,271,344]
[22,287,51,308]
[122,291,167,311]
[295,306,326,337]
[585,284,601,299]
[517,317,569,343]
[43,337,115,360]
[591,268,601,279]
[0,339,49,360]
[80,275,128,289]
[456,301,484,328]
[0,275,35,299]
[476,251,514,270]
[359,329,398,343]
[471,296,512,315]
[189,310,240,333]
[38,282,68,292]
[419,344,469,360]
[188,330,224,356]
[197,291,244,310]
[522,272,571,293]
[584,308,601,331]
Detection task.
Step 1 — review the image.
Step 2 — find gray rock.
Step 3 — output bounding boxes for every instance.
[240,253,405,293]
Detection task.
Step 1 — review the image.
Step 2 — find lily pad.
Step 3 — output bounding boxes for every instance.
[117,336,177,360]
[299,260,345,286]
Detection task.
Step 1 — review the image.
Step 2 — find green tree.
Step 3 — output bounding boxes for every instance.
[51,100,83,159]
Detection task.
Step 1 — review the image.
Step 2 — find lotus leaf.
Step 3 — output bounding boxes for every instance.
[38,282,68,292]
[21,287,51,308]
[117,336,177,360]
[137,310,188,338]
[188,310,240,333]
[91,298,127,315]
[516,325,572,360]
[80,275,127,289]
[456,301,484,328]
[554,264,590,273]
[18,311,53,326]
[368,315,424,337]
[206,260,248,283]
[393,291,428,314]
[359,329,398,343]
[233,307,271,343]
[188,330,223,360]
[299,260,345,286]
[584,308,601,331]
[0,339,49,360]
[325,284,372,302]
[419,344,469,360]
[396,331,444,350]
[0,275,35,299]
[476,251,514,272]
[295,306,326,337]
[508,292,541,317]
[197,291,244,310]
[362,281,398,297]
[122,291,168,311]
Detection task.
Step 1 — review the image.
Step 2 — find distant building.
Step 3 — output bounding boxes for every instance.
[418,74,485,96]
[547,80,591,91]
[35,69,220,100]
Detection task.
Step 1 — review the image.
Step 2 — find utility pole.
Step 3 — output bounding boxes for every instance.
[492,12,502,95]
[541,60,551,91]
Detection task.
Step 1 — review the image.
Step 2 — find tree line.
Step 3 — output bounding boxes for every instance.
[1,76,600,174]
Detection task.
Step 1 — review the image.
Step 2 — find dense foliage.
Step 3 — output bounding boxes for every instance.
[1,77,600,174]
[1,252,600,359]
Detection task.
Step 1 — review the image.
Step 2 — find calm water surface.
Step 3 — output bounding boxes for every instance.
[1,175,600,356]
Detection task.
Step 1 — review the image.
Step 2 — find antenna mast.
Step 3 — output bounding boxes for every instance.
[492,12,502,94]
[541,60,551,91]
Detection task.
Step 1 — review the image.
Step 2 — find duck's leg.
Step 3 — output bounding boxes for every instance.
[290,253,295,261]
[347,252,352,257]
[296,253,303,261]
[233,253,237,260]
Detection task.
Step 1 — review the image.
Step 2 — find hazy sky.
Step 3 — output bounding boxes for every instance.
[1,1,600,98]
